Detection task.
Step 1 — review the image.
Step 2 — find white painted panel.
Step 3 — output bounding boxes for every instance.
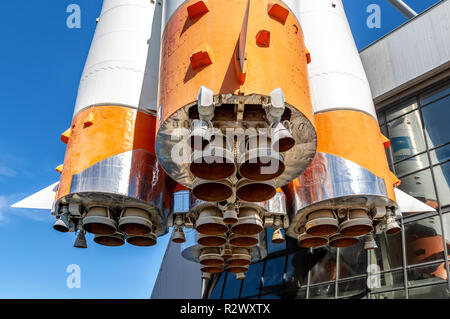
[394,188,436,214]
[298,0,377,118]
[11,182,59,211]
[74,0,161,115]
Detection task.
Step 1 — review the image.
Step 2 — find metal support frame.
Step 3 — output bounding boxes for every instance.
[386,0,418,19]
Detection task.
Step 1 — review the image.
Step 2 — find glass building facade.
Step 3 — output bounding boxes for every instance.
[207,80,450,299]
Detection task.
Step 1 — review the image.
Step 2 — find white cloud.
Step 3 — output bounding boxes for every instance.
[0,164,16,178]
[0,196,8,222]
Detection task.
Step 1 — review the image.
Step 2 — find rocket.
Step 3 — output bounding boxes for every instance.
[12,0,435,280]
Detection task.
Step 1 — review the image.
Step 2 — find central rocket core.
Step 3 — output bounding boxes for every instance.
[35,0,410,283]
[155,0,317,200]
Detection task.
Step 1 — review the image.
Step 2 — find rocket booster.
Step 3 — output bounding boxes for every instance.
[156,0,317,203]
[283,0,401,248]
[54,0,169,246]
[11,0,437,281]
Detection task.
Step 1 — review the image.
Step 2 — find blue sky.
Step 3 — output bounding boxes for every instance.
[0,0,441,299]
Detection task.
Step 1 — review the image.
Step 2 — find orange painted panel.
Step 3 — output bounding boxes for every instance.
[158,0,313,131]
[315,110,396,202]
[57,106,156,199]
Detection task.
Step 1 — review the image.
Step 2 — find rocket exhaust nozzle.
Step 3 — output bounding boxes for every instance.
[192,178,233,202]
[195,206,228,236]
[83,207,117,235]
[236,179,276,203]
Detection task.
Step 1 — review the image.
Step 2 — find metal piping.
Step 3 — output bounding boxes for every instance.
[386,0,418,19]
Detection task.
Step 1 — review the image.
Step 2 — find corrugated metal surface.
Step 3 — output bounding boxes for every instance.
[151,232,202,299]
[360,0,450,102]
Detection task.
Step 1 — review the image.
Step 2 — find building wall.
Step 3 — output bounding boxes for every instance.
[207,80,450,299]
[151,232,202,299]
[360,0,450,104]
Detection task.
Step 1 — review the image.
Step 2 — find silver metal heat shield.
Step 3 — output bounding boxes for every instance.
[57,150,168,236]
[156,94,317,189]
[286,152,397,239]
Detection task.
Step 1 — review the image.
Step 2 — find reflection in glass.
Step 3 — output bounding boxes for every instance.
[386,99,417,121]
[337,277,368,299]
[240,262,263,298]
[371,290,405,299]
[260,294,281,299]
[421,95,450,148]
[367,270,404,292]
[438,213,450,257]
[405,216,446,268]
[409,283,450,299]
[282,288,307,300]
[309,284,335,299]
[407,262,447,286]
[222,272,242,299]
[209,272,225,299]
[284,250,310,294]
[430,144,450,165]
[368,232,403,271]
[394,153,429,177]
[261,256,285,297]
[339,238,367,279]
[420,83,450,105]
[387,111,426,161]
[266,228,286,254]
[309,247,337,284]
[434,162,450,208]
[399,169,438,211]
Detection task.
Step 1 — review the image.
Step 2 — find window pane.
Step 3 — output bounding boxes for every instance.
[438,213,450,258]
[408,283,450,299]
[222,272,242,299]
[262,256,285,295]
[367,270,405,292]
[285,250,310,290]
[368,232,403,271]
[282,288,307,299]
[339,238,367,279]
[370,289,405,299]
[399,169,439,212]
[407,262,448,286]
[430,144,450,165]
[420,83,450,105]
[388,111,426,160]
[266,228,286,254]
[338,277,369,299]
[386,99,418,122]
[433,162,450,208]
[260,293,281,299]
[422,95,450,148]
[209,272,225,299]
[404,216,445,266]
[240,262,263,298]
[310,247,337,284]
[309,283,335,299]
[394,153,429,177]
